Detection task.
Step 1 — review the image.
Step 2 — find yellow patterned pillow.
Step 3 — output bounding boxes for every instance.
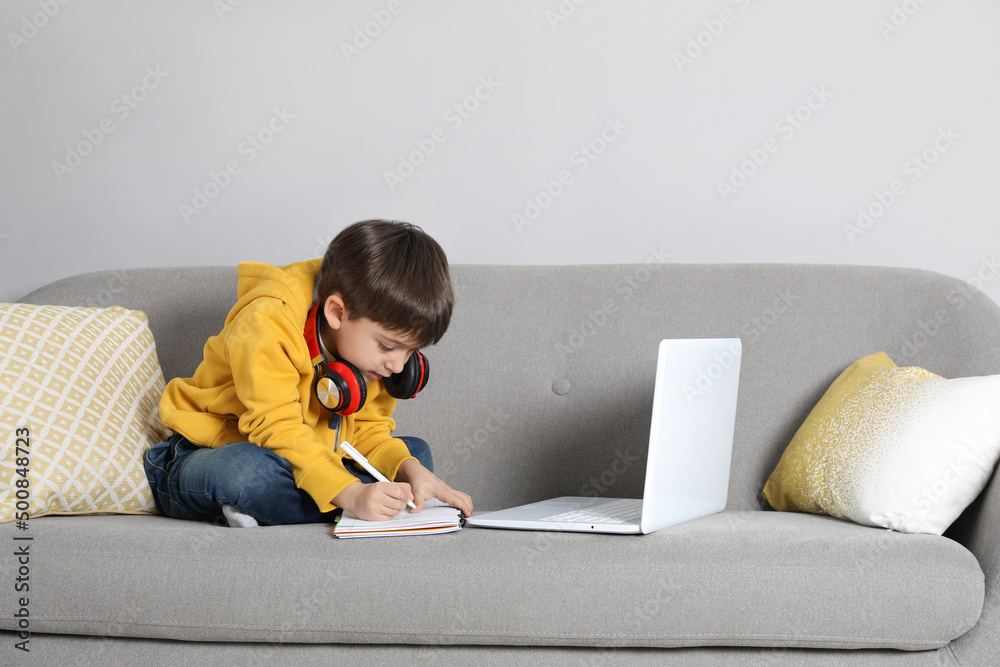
[763,352,1000,534]
[0,304,168,521]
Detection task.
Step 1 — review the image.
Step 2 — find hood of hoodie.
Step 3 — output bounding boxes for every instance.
[229,258,322,327]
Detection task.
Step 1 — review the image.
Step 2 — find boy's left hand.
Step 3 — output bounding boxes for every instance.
[395,459,473,517]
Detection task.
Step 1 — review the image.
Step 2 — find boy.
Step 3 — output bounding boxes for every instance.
[144,220,473,526]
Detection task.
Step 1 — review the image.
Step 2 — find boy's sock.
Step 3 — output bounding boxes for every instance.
[222,504,259,528]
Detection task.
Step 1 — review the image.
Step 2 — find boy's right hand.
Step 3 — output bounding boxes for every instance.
[333,481,414,521]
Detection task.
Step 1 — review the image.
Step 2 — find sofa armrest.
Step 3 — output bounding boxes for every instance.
[946,471,1000,662]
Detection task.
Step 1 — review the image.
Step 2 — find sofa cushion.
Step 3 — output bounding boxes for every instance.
[0,304,168,522]
[4,511,982,650]
[763,351,1000,535]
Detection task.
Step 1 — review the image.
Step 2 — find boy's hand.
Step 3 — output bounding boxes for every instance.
[333,480,414,521]
[395,459,474,517]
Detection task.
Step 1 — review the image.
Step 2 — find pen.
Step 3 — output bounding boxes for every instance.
[338,441,418,510]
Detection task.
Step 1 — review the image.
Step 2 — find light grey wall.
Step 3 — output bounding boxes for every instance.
[2,1,999,306]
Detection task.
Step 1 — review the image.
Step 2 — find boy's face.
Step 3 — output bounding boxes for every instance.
[322,295,420,382]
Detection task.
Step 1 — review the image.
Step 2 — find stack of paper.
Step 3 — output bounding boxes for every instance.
[333,498,464,538]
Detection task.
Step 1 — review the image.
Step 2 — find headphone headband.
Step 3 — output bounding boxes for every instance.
[303,300,324,366]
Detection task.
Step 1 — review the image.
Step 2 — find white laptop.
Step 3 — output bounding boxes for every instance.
[465,338,742,535]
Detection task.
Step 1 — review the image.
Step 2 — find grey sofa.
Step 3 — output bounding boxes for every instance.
[3,262,1000,666]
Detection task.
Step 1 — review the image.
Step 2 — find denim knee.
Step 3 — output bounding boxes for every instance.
[398,436,433,472]
[204,441,292,491]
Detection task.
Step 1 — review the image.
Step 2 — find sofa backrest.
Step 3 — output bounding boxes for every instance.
[20,263,1000,512]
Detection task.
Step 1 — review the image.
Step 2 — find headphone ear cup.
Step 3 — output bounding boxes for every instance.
[316,359,368,415]
[384,350,429,399]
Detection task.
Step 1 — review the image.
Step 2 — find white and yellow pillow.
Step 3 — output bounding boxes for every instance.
[0,303,168,521]
[764,352,1000,535]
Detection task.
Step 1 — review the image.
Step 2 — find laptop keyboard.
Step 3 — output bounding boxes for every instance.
[541,499,643,524]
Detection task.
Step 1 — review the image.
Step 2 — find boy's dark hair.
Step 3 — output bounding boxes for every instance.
[318,219,453,348]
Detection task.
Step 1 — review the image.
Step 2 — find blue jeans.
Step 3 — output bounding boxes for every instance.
[143,433,433,525]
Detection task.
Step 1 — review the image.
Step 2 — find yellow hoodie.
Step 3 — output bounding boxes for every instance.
[159,259,415,512]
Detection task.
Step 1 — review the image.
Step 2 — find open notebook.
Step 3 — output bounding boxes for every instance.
[333,498,465,538]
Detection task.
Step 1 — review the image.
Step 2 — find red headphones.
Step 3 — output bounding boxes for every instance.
[304,301,429,415]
